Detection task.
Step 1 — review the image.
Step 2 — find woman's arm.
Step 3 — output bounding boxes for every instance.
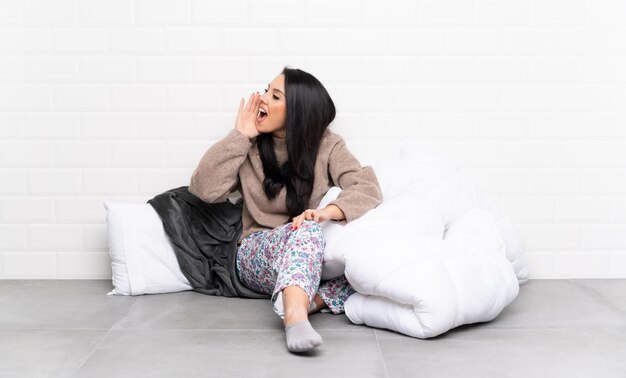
[290,204,344,229]
[326,136,383,224]
[188,128,252,203]
[289,135,382,229]
[189,92,262,203]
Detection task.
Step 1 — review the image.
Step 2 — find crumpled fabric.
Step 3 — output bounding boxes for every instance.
[147,185,269,299]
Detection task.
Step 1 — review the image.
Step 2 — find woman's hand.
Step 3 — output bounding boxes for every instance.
[290,205,345,230]
[235,92,261,140]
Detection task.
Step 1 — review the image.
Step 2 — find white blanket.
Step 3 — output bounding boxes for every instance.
[318,147,529,339]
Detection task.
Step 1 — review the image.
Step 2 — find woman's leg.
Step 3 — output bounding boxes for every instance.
[237,221,325,316]
[237,225,352,316]
[315,275,356,314]
[236,220,326,352]
[236,230,280,297]
[274,220,326,326]
[282,286,310,326]
[274,220,326,352]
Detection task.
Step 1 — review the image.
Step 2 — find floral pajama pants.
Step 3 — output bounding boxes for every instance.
[236,220,356,316]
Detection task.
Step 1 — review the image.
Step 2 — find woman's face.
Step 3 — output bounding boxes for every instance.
[256,73,287,139]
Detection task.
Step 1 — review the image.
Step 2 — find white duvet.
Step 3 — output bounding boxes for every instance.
[318,145,529,339]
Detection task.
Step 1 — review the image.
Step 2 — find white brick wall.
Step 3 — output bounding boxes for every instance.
[1,0,625,279]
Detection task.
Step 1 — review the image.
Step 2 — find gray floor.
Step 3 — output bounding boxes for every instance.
[1,280,625,378]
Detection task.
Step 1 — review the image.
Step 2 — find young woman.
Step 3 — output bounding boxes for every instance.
[188,67,382,353]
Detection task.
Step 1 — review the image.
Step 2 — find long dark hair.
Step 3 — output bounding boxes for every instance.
[257,66,336,219]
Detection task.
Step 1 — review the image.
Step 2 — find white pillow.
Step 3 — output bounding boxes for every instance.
[103,201,192,296]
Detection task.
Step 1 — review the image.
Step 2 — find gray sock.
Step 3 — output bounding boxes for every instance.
[284,320,323,353]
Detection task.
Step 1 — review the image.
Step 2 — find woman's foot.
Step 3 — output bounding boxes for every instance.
[285,320,323,353]
[282,286,323,352]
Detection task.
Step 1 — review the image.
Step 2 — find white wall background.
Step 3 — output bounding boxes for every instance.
[0,0,625,279]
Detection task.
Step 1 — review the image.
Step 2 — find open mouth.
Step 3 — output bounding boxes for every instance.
[257,109,268,123]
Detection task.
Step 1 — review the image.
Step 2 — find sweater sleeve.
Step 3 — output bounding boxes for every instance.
[188,128,252,203]
[326,136,383,224]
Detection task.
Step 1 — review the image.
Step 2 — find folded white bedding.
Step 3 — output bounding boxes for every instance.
[318,143,528,338]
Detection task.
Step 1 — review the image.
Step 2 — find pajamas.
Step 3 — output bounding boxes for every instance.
[236,220,356,315]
